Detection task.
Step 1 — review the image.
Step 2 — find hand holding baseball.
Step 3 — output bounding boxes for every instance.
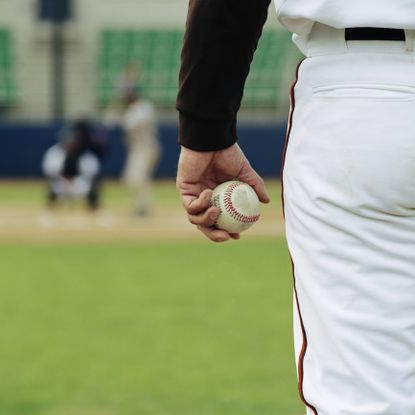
[176,143,270,242]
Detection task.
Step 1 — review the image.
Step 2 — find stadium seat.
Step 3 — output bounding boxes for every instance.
[0,29,17,107]
[97,29,297,110]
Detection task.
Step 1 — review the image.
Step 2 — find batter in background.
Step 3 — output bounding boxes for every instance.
[176,1,415,414]
[121,89,160,217]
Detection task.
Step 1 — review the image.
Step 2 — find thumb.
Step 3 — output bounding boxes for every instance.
[238,164,271,204]
[251,178,271,204]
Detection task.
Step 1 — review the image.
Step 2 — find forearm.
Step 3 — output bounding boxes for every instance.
[177,0,271,152]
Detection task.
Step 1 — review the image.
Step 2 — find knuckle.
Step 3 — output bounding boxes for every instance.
[187,200,198,213]
[197,225,208,234]
[204,189,213,200]
[202,212,214,225]
[188,215,197,225]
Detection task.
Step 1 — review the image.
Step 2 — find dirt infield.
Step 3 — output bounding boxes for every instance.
[0,206,284,242]
[0,181,285,242]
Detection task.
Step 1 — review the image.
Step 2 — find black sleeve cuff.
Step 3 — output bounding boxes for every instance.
[178,112,237,152]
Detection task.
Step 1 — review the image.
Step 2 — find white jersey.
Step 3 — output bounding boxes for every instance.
[275,0,415,44]
[122,99,157,148]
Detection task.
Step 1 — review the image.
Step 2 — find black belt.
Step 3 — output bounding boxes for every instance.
[345,27,405,41]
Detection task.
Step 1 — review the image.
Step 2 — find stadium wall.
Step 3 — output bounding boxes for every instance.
[0,122,287,178]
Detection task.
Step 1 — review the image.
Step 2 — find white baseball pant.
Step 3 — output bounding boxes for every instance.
[282,23,415,415]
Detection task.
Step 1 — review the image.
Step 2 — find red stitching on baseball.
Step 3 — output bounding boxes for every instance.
[223,182,260,223]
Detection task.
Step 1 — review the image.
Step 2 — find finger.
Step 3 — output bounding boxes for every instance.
[188,206,220,227]
[197,225,231,243]
[182,188,213,215]
[230,233,240,240]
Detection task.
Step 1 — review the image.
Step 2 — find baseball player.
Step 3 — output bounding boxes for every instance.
[176,1,415,414]
[42,119,106,210]
[121,89,160,217]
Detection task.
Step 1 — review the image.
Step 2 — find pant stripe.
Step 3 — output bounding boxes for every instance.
[281,61,319,415]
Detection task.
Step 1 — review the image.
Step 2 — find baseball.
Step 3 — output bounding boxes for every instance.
[210,180,260,233]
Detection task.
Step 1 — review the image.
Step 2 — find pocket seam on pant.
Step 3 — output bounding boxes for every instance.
[312,83,415,101]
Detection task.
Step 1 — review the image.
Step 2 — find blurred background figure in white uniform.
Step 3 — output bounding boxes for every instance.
[42,119,107,210]
[117,63,140,99]
[121,88,160,217]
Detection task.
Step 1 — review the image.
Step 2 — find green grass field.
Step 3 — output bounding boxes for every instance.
[0,181,303,415]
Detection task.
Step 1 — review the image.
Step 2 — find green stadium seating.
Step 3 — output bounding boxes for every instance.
[0,29,17,106]
[243,30,295,108]
[97,29,297,110]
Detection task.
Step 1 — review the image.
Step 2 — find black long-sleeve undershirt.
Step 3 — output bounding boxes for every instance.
[176,0,272,151]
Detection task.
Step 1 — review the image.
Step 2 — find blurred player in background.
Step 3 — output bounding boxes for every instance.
[121,87,160,217]
[42,119,107,210]
[117,63,140,98]
[103,62,160,217]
